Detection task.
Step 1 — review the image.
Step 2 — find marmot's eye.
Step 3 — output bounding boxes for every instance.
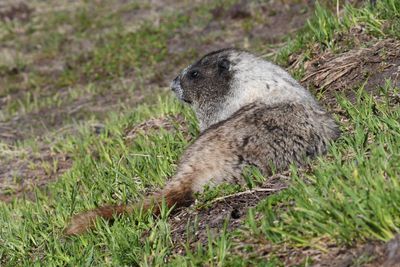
[189,70,199,79]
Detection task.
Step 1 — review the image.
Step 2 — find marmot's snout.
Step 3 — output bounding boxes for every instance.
[170,76,180,92]
[171,76,179,91]
[170,76,183,99]
[171,75,194,105]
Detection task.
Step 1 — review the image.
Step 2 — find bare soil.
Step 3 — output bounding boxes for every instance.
[0,2,33,22]
[290,29,400,107]
[168,0,314,56]
[312,234,400,267]
[232,234,400,266]
[0,85,145,143]
[0,145,72,202]
[169,174,289,255]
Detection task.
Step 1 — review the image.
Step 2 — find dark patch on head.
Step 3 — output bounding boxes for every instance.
[218,58,230,74]
[177,48,240,108]
[266,83,270,90]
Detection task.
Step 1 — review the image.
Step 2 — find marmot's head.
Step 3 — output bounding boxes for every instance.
[171,48,317,131]
[171,48,234,107]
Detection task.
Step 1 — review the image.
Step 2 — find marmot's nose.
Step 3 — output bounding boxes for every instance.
[171,76,180,92]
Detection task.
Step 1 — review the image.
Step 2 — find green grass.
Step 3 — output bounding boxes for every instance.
[0,96,198,266]
[1,0,400,266]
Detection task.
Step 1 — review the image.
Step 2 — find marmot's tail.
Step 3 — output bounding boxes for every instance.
[64,182,194,236]
[64,204,133,236]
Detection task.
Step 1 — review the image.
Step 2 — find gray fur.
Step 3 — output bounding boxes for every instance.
[170,48,340,193]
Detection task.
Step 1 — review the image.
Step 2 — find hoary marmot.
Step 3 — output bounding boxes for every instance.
[65,48,340,235]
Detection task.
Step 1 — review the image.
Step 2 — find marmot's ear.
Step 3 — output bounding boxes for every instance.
[218,58,230,73]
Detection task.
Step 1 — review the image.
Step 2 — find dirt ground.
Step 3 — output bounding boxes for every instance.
[169,173,289,255]
[311,234,400,267]
[0,145,72,202]
[293,31,400,107]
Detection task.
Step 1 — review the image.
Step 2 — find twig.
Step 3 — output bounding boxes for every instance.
[209,187,287,205]
[129,153,165,158]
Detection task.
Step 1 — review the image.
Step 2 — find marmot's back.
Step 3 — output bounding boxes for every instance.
[185,101,339,183]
